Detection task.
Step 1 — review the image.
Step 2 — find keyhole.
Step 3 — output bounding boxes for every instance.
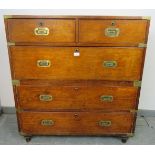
[38,22,44,27]
[74,49,80,57]
[74,113,79,118]
[111,21,116,26]
[75,49,79,52]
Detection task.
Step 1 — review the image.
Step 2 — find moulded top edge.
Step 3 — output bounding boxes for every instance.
[3,15,150,20]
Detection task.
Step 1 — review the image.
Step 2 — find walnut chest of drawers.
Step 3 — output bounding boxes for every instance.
[4,15,150,143]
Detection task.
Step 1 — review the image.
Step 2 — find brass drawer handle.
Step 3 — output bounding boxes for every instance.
[39,95,53,101]
[37,60,51,67]
[103,61,117,68]
[34,27,49,35]
[105,28,120,37]
[98,120,112,127]
[100,95,113,102]
[41,120,54,126]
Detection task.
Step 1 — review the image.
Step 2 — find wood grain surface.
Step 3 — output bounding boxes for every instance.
[17,84,138,111]
[79,20,148,44]
[10,46,144,81]
[7,19,76,43]
[19,111,135,135]
[4,16,150,137]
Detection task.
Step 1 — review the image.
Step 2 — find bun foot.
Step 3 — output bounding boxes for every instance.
[25,136,32,142]
[121,137,128,143]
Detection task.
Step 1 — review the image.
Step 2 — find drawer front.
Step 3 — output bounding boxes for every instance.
[17,84,138,111]
[17,84,86,110]
[19,111,134,135]
[7,19,76,43]
[10,46,143,81]
[79,20,148,44]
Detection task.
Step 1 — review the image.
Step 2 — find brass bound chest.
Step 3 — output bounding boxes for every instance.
[4,15,150,143]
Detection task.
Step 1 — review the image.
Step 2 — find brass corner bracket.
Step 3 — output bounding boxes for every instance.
[4,15,13,19]
[142,16,151,20]
[12,80,20,86]
[138,43,147,48]
[16,108,23,113]
[7,42,15,46]
[127,133,134,137]
[19,131,30,136]
[130,109,138,113]
[133,80,142,87]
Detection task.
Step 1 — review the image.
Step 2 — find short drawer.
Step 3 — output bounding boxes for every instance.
[19,111,135,135]
[16,82,138,111]
[10,46,144,81]
[79,19,148,44]
[7,19,76,43]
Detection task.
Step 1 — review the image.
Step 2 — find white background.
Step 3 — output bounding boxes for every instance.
[0,9,155,110]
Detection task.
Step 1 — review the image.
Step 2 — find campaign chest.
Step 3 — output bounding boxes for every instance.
[4,15,150,143]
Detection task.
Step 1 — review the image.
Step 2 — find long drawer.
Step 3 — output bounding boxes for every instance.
[19,111,135,135]
[79,19,148,44]
[7,19,76,43]
[16,82,138,111]
[10,46,144,81]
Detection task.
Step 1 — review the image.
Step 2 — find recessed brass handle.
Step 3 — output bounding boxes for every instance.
[34,27,49,35]
[98,120,112,127]
[103,61,117,68]
[100,95,113,102]
[41,120,54,126]
[105,28,120,37]
[37,60,51,67]
[39,95,53,101]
